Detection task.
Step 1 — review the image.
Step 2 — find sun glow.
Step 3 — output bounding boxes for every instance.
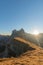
[32,30,39,35]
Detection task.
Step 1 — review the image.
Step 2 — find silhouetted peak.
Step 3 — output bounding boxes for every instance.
[19,28,25,33]
[12,29,17,35]
[11,28,25,36]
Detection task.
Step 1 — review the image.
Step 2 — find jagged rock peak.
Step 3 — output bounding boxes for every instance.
[19,28,25,33]
[12,29,17,35]
[11,28,25,35]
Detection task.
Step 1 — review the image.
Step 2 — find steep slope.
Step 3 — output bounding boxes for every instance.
[0,37,43,65]
[14,37,42,50]
[8,37,35,57]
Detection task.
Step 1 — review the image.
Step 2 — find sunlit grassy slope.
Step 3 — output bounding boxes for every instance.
[0,37,43,65]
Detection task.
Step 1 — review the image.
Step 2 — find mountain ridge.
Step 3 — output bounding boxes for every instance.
[0,28,43,49]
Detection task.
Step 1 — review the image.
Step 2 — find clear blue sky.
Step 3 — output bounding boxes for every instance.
[0,0,43,35]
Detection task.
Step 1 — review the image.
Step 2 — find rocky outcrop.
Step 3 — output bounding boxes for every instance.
[0,37,35,58]
[0,28,43,58]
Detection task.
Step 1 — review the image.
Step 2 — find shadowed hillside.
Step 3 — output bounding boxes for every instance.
[0,28,43,58]
[8,37,35,57]
[0,37,35,58]
[0,37,43,65]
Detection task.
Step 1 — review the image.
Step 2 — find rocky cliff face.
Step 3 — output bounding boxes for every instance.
[11,29,43,48]
[0,28,43,58]
[11,28,25,38]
